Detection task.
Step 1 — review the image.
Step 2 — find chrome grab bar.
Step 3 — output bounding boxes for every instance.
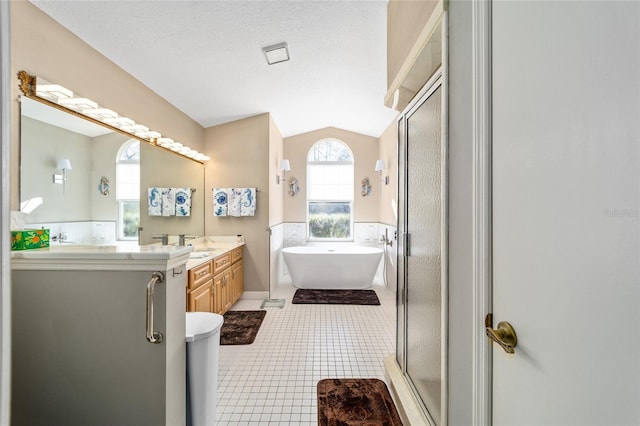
[146,271,165,344]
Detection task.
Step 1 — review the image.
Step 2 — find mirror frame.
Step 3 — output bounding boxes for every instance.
[17,70,205,164]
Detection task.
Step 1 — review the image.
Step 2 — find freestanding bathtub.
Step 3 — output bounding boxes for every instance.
[282,245,383,289]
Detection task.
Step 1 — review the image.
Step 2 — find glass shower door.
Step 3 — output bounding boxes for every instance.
[397,75,444,425]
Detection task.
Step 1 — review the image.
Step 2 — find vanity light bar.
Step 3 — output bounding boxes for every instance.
[148,131,161,138]
[103,116,135,127]
[82,108,118,119]
[121,124,149,133]
[58,97,98,111]
[36,85,73,101]
[21,71,209,163]
[34,77,74,101]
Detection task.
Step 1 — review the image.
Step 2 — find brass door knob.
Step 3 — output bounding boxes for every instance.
[486,321,517,354]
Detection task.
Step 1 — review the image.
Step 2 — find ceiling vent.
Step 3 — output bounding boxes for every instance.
[262,42,290,65]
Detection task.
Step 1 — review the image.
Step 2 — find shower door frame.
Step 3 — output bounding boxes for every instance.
[396,67,448,425]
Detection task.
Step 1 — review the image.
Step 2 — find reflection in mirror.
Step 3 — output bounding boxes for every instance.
[20,96,205,245]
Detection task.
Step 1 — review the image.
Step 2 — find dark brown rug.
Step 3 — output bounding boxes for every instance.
[220,310,266,345]
[317,378,403,425]
[292,289,381,305]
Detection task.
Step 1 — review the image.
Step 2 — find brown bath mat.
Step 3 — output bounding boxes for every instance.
[292,289,380,305]
[220,310,266,345]
[317,378,403,425]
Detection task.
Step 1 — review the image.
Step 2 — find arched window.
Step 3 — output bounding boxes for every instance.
[116,139,140,240]
[306,139,354,240]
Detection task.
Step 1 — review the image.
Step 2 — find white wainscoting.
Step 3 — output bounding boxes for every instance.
[27,221,117,245]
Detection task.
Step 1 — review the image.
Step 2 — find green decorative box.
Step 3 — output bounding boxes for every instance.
[11,229,50,250]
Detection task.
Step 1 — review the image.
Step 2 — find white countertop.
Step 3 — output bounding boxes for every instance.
[10,235,245,271]
[184,236,245,270]
[11,243,192,260]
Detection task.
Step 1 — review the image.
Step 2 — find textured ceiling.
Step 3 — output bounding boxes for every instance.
[30,0,398,138]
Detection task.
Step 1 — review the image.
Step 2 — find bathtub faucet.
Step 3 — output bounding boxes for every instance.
[381,229,393,247]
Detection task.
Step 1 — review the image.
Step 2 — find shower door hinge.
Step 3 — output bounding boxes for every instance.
[403,233,411,257]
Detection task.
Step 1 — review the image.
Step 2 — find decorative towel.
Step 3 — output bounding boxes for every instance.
[148,188,162,216]
[161,188,175,216]
[240,188,256,216]
[175,188,191,217]
[213,188,228,216]
[227,188,242,217]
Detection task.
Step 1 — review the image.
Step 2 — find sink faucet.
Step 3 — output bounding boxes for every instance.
[51,232,67,243]
[178,234,196,246]
[152,234,169,245]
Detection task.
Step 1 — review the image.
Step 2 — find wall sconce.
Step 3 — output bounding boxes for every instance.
[375,160,389,185]
[277,159,291,184]
[53,158,72,195]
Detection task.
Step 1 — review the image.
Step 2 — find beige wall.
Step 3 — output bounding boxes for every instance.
[283,127,380,224]
[378,120,398,226]
[10,1,204,211]
[387,0,439,89]
[204,114,271,292]
[268,115,284,227]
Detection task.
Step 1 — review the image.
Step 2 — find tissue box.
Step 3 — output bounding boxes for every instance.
[11,229,50,250]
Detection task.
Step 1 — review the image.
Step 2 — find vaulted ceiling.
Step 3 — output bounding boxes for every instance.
[30,0,398,138]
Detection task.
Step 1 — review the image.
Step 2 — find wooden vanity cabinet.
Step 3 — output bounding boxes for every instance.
[231,246,243,263]
[187,260,214,312]
[227,246,244,305]
[188,278,213,312]
[211,248,244,314]
[212,270,229,315]
[187,245,244,314]
[230,261,243,304]
[213,253,229,312]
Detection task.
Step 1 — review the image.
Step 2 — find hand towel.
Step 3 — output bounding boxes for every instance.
[148,188,162,216]
[175,188,191,217]
[227,188,242,217]
[240,188,256,216]
[213,188,228,216]
[162,188,175,216]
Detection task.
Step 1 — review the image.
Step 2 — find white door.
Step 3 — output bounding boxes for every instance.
[491,1,640,424]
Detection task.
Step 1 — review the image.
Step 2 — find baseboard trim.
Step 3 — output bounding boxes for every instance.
[384,355,431,425]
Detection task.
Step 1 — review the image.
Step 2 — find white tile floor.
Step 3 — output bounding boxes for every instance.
[217,284,396,425]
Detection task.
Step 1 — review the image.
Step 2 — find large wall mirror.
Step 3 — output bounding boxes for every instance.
[20,96,205,245]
